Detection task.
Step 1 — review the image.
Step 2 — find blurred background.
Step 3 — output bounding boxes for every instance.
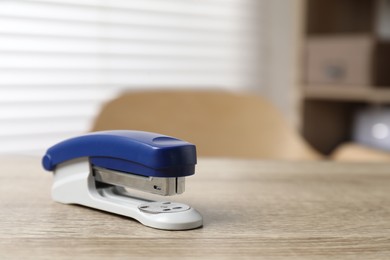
[1,0,390,161]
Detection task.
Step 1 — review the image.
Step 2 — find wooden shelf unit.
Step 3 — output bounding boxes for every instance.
[301,0,390,155]
[304,85,390,103]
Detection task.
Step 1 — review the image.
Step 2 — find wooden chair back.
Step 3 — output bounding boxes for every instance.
[92,91,321,160]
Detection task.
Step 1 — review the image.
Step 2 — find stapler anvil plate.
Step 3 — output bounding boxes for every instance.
[42,130,203,230]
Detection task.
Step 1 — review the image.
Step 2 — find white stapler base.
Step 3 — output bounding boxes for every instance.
[52,158,203,230]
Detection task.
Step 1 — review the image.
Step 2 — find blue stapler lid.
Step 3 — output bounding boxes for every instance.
[42,130,197,177]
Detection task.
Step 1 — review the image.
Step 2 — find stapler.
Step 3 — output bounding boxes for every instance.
[42,130,203,230]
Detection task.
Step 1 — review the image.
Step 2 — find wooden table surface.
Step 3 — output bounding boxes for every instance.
[1,156,390,259]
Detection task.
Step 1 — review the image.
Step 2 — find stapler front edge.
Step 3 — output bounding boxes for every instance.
[42,130,203,230]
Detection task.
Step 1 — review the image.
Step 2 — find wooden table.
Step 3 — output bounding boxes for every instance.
[1,156,390,259]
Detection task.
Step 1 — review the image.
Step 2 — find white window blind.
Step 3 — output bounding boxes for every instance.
[0,0,265,154]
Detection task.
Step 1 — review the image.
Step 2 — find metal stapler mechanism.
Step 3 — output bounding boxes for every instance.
[42,130,203,230]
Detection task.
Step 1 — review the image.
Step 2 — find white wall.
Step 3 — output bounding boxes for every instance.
[257,0,304,127]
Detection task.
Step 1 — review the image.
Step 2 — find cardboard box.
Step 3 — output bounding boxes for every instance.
[305,35,390,86]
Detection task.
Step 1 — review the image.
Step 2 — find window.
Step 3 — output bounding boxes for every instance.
[0,0,299,154]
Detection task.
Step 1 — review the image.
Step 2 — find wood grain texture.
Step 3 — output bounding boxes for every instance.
[1,156,390,259]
